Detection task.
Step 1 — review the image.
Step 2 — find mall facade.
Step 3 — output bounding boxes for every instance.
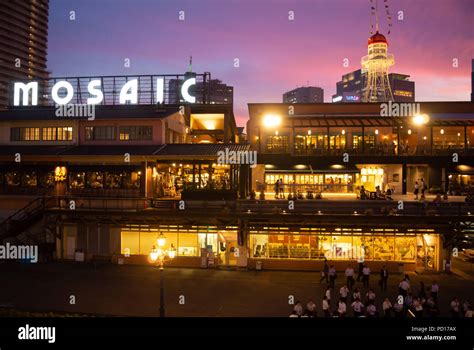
[1,88,473,273]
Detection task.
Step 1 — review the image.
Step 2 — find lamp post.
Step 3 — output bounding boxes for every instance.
[149,232,176,317]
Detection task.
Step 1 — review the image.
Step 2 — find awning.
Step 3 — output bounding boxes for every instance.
[451,165,474,175]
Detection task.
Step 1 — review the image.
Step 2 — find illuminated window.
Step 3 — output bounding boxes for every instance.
[85,126,115,140]
[10,127,40,141]
[119,126,152,140]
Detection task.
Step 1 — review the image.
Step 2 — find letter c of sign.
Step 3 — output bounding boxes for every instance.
[181,78,196,103]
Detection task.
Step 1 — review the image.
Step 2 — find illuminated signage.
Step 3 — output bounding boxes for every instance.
[13,77,197,106]
[345,95,360,101]
[332,96,343,102]
[393,90,413,97]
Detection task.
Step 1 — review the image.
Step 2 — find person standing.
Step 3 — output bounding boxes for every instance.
[274,179,279,199]
[320,259,329,284]
[306,299,317,317]
[345,264,355,290]
[383,297,393,318]
[352,287,361,302]
[322,295,330,317]
[366,289,376,304]
[293,301,303,316]
[357,261,364,282]
[337,299,347,318]
[351,298,364,318]
[380,265,389,291]
[328,265,337,288]
[362,264,371,288]
[414,181,419,200]
[279,178,284,199]
[420,178,426,199]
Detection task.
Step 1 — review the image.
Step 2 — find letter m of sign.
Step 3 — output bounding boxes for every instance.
[14,82,38,106]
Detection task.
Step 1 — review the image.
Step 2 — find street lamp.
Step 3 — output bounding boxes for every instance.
[149,233,176,317]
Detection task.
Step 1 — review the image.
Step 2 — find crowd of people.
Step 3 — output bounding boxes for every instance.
[290,261,473,318]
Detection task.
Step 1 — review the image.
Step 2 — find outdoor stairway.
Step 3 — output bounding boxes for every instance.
[0,197,56,243]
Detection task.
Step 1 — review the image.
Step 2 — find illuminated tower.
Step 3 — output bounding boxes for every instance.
[361,31,394,102]
[361,0,394,103]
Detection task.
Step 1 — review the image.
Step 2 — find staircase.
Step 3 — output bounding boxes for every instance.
[0,197,57,243]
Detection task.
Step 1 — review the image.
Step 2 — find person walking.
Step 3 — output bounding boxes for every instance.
[319,259,329,284]
[366,301,377,317]
[274,179,279,199]
[352,287,361,303]
[413,297,423,318]
[322,295,331,317]
[345,264,355,290]
[362,264,371,289]
[398,277,410,298]
[366,289,376,304]
[383,297,392,318]
[351,298,364,318]
[328,265,337,288]
[325,285,332,301]
[339,284,349,303]
[380,265,389,291]
[414,181,419,200]
[450,297,460,318]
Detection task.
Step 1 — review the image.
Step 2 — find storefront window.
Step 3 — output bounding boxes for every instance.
[394,236,416,261]
[373,236,395,260]
[39,171,55,188]
[416,234,438,270]
[122,171,140,189]
[432,126,464,151]
[69,172,85,188]
[139,232,178,256]
[249,233,421,262]
[198,233,218,255]
[22,171,37,187]
[177,233,199,256]
[266,135,289,153]
[87,172,103,189]
[104,172,122,189]
[289,235,310,259]
[5,172,20,186]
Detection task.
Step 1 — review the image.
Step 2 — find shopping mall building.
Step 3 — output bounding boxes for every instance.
[1,76,473,273]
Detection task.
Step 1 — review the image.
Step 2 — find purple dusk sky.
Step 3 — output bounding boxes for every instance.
[48,0,474,127]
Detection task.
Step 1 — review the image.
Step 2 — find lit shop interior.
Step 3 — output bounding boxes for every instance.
[120,225,239,266]
[151,162,237,198]
[262,165,388,194]
[249,228,441,270]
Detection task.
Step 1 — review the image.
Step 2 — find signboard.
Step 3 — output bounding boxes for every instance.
[11,73,212,106]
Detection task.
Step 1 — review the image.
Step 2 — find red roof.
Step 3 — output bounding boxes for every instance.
[368,31,388,45]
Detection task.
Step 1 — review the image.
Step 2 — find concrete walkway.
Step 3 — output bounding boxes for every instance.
[0,262,472,317]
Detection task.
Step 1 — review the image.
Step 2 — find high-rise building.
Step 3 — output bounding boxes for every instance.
[332,69,415,103]
[283,86,324,103]
[0,0,50,109]
[168,73,233,105]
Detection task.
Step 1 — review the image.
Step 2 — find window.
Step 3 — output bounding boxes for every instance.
[119,126,152,141]
[85,126,116,140]
[10,127,40,141]
[42,127,73,141]
[266,135,289,153]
